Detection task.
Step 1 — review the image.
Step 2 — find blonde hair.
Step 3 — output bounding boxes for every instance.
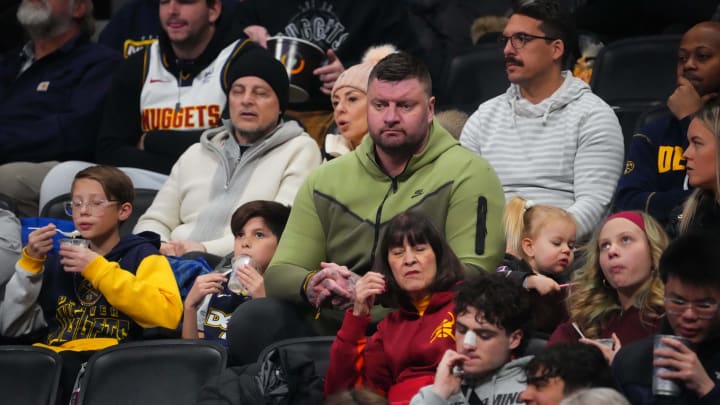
[503,196,576,261]
[679,99,720,234]
[566,212,667,338]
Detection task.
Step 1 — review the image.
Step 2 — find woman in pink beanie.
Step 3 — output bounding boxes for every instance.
[325,45,397,159]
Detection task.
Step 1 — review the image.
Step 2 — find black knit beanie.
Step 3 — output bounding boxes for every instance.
[222,43,290,113]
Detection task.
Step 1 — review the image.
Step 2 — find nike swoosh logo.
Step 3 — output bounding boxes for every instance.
[149,79,168,83]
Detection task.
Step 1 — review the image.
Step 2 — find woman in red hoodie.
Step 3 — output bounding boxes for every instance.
[324,211,465,404]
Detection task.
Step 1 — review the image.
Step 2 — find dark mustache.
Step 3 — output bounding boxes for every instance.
[505,57,523,67]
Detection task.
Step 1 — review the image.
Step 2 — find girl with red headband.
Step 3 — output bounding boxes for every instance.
[548,211,668,363]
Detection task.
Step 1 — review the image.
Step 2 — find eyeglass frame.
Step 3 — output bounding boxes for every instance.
[498,32,560,50]
[64,199,119,216]
[664,296,720,320]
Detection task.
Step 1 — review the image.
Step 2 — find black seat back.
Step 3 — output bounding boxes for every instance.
[439,43,509,114]
[591,35,681,107]
[77,339,226,405]
[0,345,62,405]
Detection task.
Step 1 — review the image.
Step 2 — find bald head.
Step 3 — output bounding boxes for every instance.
[678,21,720,96]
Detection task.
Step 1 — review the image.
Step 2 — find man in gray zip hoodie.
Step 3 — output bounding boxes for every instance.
[133,46,321,257]
[411,273,533,405]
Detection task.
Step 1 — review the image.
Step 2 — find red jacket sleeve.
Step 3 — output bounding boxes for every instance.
[325,310,378,396]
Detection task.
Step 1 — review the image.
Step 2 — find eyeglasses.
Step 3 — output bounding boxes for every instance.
[498,32,559,50]
[664,297,719,320]
[64,199,118,216]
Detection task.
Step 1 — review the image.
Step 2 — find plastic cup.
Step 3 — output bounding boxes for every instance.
[595,338,614,350]
[227,255,261,296]
[59,238,90,248]
[652,334,691,396]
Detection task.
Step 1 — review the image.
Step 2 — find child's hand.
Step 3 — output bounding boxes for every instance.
[59,245,98,273]
[236,264,265,298]
[26,224,56,259]
[185,273,227,309]
[159,242,177,256]
[526,274,560,295]
[169,240,206,256]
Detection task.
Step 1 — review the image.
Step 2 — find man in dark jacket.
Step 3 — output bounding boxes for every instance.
[613,231,720,404]
[614,22,720,229]
[0,0,120,216]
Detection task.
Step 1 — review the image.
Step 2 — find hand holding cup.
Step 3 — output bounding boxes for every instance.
[59,238,95,273]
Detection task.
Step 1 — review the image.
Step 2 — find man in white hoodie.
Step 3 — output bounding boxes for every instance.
[460,0,623,240]
[133,46,321,257]
[410,273,533,405]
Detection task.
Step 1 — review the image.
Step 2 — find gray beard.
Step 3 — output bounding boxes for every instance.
[17,0,72,40]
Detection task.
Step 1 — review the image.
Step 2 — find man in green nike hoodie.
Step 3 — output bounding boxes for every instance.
[226,52,505,365]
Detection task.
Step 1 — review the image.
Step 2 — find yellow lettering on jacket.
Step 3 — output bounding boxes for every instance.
[658,145,686,173]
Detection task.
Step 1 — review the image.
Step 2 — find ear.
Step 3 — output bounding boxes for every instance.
[521,237,534,258]
[427,95,436,124]
[508,329,523,351]
[71,0,88,19]
[117,202,133,222]
[551,39,565,63]
[208,0,222,24]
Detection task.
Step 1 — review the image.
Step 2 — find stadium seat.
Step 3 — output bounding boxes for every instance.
[590,35,681,158]
[522,336,549,357]
[0,345,62,405]
[256,336,336,377]
[634,105,671,133]
[77,339,226,405]
[591,35,681,108]
[40,188,158,236]
[439,43,509,114]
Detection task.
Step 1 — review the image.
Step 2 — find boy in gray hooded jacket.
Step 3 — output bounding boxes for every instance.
[411,273,533,405]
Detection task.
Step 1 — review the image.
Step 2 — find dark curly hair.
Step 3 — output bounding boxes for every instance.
[374,211,464,307]
[524,343,614,394]
[454,272,532,356]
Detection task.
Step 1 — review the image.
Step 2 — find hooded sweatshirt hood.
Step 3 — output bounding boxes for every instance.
[189,119,306,241]
[355,118,460,181]
[506,71,589,125]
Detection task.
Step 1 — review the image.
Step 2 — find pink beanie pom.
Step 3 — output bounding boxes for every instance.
[331,44,398,96]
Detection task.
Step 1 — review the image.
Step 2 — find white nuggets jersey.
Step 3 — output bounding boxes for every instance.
[139,39,239,133]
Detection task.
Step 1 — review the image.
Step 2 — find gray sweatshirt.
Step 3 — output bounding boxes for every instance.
[410,355,532,405]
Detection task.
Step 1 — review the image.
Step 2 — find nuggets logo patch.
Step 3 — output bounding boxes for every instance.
[624,160,635,174]
[430,312,456,343]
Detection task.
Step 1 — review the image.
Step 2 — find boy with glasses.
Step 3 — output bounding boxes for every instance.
[0,165,183,404]
[613,231,720,404]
